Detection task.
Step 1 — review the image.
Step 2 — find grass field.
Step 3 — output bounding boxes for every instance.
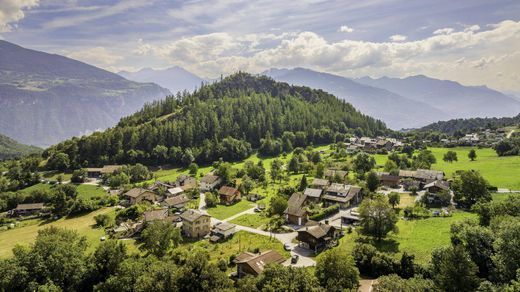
[333,210,477,265]
[18,183,53,194]
[0,208,114,258]
[206,200,254,220]
[76,184,107,200]
[229,213,271,229]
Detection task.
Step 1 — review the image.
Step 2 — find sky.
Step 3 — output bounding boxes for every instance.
[1,0,520,94]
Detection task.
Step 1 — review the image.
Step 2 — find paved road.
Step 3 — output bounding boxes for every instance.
[198,192,206,211]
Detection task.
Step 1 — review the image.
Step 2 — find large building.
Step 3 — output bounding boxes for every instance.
[180,209,211,238]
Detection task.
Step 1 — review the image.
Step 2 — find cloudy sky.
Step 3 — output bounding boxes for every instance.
[1,0,520,93]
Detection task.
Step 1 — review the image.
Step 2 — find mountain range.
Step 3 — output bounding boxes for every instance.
[119,66,204,95]
[0,40,171,148]
[0,133,41,160]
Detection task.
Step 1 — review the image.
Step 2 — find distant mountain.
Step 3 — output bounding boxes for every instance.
[119,66,204,94]
[0,40,171,147]
[264,68,448,129]
[0,133,41,160]
[356,75,520,121]
[418,114,520,134]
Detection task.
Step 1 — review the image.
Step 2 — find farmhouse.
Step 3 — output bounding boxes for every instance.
[284,192,308,225]
[85,165,122,178]
[424,180,450,193]
[12,203,45,216]
[175,174,197,190]
[235,250,285,277]
[123,188,157,205]
[200,174,221,191]
[161,194,190,209]
[322,184,363,209]
[399,169,444,184]
[218,186,241,205]
[209,222,237,242]
[180,209,211,238]
[297,221,339,253]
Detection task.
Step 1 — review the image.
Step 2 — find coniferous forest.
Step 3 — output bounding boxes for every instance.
[46,73,388,168]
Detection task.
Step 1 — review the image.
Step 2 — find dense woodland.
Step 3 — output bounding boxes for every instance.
[45,73,388,168]
[418,114,520,134]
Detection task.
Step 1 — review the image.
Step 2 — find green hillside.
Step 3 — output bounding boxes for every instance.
[0,133,41,160]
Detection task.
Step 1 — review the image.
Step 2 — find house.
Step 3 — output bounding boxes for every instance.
[322,184,362,209]
[297,221,339,253]
[324,169,348,181]
[123,188,157,205]
[378,172,401,188]
[235,250,285,277]
[167,187,184,197]
[176,175,197,190]
[284,192,308,225]
[424,180,450,193]
[311,178,330,189]
[200,174,222,191]
[303,188,322,202]
[148,181,175,192]
[86,165,122,178]
[209,222,237,242]
[180,209,211,238]
[11,203,45,216]
[143,209,169,222]
[218,186,241,205]
[399,169,444,184]
[161,194,190,209]
[376,139,393,150]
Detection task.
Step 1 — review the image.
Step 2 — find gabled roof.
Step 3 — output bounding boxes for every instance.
[163,194,190,207]
[311,178,330,187]
[201,174,220,184]
[218,186,240,198]
[299,223,335,240]
[303,188,322,198]
[143,209,168,222]
[326,183,349,195]
[124,188,155,198]
[236,250,285,275]
[284,192,307,217]
[424,180,450,191]
[100,165,122,174]
[213,222,236,232]
[180,209,209,222]
[167,187,184,196]
[15,203,44,210]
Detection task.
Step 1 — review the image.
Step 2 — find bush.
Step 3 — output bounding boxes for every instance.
[94,213,113,228]
[217,258,227,272]
[309,204,339,221]
[71,169,87,183]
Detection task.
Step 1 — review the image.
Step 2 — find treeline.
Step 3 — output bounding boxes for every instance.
[45,72,388,168]
[418,114,520,134]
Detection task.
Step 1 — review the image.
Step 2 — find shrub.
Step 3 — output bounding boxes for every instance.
[309,204,339,221]
[94,213,113,228]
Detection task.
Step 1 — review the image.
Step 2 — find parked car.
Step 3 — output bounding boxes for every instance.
[284,243,292,251]
[291,255,299,264]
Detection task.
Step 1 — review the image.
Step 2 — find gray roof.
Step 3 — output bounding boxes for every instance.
[213,222,236,232]
[303,188,322,198]
[15,203,44,210]
[284,192,307,217]
[311,178,330,187]
[180,209,209,222]
[201,175,220,184]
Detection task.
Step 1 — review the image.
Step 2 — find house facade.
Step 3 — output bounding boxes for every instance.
[297,222,339,253]
[180,209,211,238]
[200,174,222,191]
[123,188,157,205]
[218,186,241,205]
[284,192,308,225]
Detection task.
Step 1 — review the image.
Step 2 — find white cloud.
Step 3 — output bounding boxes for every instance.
[464,24,480,32]
[65,47,123,68]
[0,0,39,32]
[339,25,354,33]
[433,27,454,35]
[389,34,407,42]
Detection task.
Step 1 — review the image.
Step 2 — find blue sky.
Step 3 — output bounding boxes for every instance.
[1,0,520,93]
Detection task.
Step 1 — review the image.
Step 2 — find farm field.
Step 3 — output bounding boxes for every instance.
[0,207,114,258]
[229,213,271,229]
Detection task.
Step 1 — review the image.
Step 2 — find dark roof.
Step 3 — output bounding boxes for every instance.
[424,180,450,191]
[303,188,322,198]
[236,250,285,275]
[380,174,400,182]
[299,223,335,239]
[15,203,44,210]
[180,209,209,222]
[143,209,168,222]
[218,186,240,198]
[284,192,307,217]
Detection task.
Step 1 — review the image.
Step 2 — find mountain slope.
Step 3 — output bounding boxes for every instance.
[418,114,520,134]
[0,133,41,160]
[48,72,388,167]
[119,66,204,94]
[356,75,520,120]
[0,40,171,147]
[264,68,448,129]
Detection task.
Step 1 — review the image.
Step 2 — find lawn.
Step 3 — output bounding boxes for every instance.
[332,210,477,265]
[177,230,289,273]
[76,184,107,200]
[18,183,53,194]
[0,208,114,258]
[206,200,254,220]
[229,213,271,229]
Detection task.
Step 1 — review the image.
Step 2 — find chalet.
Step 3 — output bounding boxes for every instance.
[200,174,221,191]
[311,178,330,189]
[161,194,190,209]
[123,188,157,205]
[399,169,444,184]
[377,172,401,188]
[297,221,339,253]
[86,165,122,178]
[322,184,362,209]
[218,186,241,205]
[376,139,393,151]
[235,250,285,277]
[424,180,450,193]
[303,188,322,202]
[180,209,211,238]
[324,169,348,181]
[143,209,169,222]
[175,175,197,190]
[167,187,184,197]
[209,222,237,242]
[11,203,45,216]
[284,192,308,225]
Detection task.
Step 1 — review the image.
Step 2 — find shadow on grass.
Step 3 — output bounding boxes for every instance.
[355,236,400,254]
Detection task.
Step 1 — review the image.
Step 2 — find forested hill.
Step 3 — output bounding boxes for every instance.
[0,133,41,160]
[47,73,388,167]
[418,114,520,134]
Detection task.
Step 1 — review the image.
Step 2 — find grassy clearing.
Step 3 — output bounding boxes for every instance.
[18,183,53,194]
[206,200,254,220]
[76,184,107,200]
[332,210,477,265]
[229,213,271,229]
[0,208,114,258]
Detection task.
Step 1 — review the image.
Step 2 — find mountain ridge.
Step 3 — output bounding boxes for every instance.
[119,66,204,95]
